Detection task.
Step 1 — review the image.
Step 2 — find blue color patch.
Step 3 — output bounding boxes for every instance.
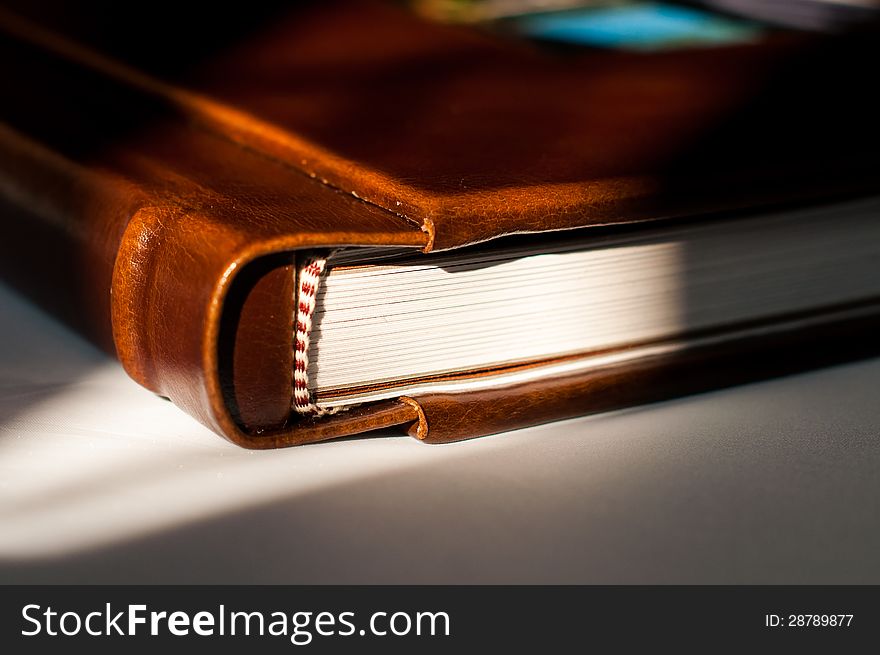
[512,3,764,51]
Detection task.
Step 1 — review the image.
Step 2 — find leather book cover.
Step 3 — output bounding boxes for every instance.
[1,0,879,447]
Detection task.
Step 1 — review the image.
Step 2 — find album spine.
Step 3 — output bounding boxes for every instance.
[0,123,149,355]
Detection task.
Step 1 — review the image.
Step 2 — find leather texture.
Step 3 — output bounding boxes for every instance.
[1,1,879,446]
[0,20,424,445]
[4,1,878,250]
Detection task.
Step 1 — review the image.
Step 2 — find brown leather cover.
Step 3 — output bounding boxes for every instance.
[1,1,879,446]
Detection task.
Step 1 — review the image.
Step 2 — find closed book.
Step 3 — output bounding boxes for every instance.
[1,0,879,447]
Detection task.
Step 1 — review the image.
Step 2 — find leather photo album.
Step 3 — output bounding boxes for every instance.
[1,0,879,447]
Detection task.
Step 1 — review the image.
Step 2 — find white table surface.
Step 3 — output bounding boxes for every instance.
[0,281,878,584]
